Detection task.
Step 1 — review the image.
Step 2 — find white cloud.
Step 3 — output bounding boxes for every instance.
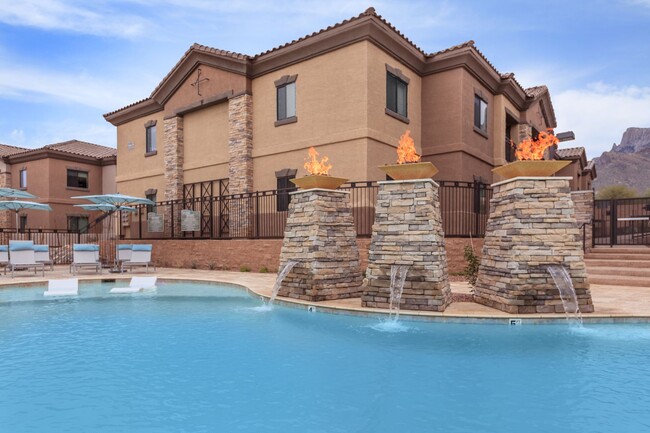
[10,129,25,145]
[0,0,149,37]
[553,82,650,159]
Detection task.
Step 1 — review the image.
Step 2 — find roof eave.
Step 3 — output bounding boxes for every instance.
[104,98,163,126]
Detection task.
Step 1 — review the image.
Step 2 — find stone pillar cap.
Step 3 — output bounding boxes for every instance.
[492,176,573,188]
[289,188,351,196]
[378,178,439,187]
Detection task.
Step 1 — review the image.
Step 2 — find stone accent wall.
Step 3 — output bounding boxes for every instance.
[228,94,253,194]
[163,116,184,200]
[163,116,184,234]
[474,177,594,314]
[278,189,363,301]
[363,180,451,312]
[0,170,12,227]
[571,190,594,252]
[518,123,532,141]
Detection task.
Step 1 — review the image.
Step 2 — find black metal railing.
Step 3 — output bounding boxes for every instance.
[125,180,492,240]
[594,196,650,246]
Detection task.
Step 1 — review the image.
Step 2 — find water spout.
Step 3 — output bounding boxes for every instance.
[547,265,583,326]
[388,265,409,321]
[269,261,299,305]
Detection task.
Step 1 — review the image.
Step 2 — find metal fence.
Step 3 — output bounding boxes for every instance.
[593,197,650,246]
[125,180,492,240]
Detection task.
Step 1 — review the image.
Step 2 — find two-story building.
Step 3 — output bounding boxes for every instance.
[0,140,117,230]
[104,7,563,203]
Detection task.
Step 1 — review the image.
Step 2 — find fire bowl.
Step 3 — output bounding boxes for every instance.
[379,161,439,180]
[492,160,572,180]
[290,175,349,190]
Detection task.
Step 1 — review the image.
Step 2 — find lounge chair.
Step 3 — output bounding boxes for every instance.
[8,240,45,278]
[110,276,158,294]
[44,278,79,297]
[71,244,101,275]
[116,244,132,269]
[0,245,8,275]
[121,244,156,273]
[34,244,54,271]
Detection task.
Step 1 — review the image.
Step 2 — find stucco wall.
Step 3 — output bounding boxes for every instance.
[183,102,230,184]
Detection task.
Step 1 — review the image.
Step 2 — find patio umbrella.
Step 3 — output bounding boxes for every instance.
[73,195,153,271]
[0,188,37,199]
[0,200,52,229]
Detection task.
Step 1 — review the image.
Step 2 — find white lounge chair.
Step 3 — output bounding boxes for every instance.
[121,244,156,273]
[9,240,45,278]
[71,244,101,275]
[116,244,132,268]
[0,245,8,275]
[44,278,79,297]
[34,244,54,271]
[110,276,158,294]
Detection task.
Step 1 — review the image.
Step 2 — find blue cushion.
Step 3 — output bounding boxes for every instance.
[0,245,8,252]
[10,241,34,251]
[117,244,132,250]
[132,244,152,252]
[74,244,99,251]
[34,245,49,252]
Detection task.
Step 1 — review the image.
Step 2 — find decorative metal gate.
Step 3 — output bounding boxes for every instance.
[183,179,229,237]
[593,197,650,246]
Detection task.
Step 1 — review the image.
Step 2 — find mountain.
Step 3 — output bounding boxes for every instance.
[593,127,650,195]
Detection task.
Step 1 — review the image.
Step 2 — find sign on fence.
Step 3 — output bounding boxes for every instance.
[181,209,200,232]
[147,213,164,233]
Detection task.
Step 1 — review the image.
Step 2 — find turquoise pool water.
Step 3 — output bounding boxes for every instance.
[1,281,649,433]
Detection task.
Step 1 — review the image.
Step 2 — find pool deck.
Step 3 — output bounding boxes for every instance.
[1,266,649,323]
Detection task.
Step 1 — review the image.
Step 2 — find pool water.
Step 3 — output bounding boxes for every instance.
[1,281,649,433]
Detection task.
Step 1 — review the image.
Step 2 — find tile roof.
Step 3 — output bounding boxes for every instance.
[525,85,548,98]
[0,143,29,157]
[43,140,116,159]
[556,147,585,159]
[103,97,151,118]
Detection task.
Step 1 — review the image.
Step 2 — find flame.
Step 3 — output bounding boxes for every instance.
[397,130,420,164]
[513,129,559,161]
[304,147,332,175]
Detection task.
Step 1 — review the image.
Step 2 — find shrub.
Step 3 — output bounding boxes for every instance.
[596,185,638,199]
[462,245,480,287]
[259,266,269,273]
[208,262,217,270]
[239,265,251,272]
[190,260,198,270]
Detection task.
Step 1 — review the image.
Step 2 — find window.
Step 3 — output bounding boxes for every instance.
[19,169,27,188]
[19,215,27,231]
[386,70,408,118]
[146,124,157,153]
[146,191,157,214]
[68,216,89,234]
[276,169,297,211]
[67,169,88,189]
[275,75,298,125]
[474,95,488,133]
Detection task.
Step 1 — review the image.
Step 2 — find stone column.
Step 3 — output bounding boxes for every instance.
[278,189,363,301]
[518,123,532,141]
[474,177,594,314]
[363,179,451,312]
[571,190,594,252]
[228,93,254,237]
[163,115,184,236]
[0,168,12,227]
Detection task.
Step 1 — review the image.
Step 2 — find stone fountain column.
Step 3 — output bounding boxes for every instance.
[473,177,594,313]
[363,179,451,311]
[278,188,363,301]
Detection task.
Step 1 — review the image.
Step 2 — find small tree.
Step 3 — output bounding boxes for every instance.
[596,185,638,200]
[462,245,480,287]
[643,188,650,198]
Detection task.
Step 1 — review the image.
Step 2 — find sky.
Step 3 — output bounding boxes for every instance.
[0,0,649,159]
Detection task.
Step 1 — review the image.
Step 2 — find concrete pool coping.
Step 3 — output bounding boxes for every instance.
[1,266,649,324]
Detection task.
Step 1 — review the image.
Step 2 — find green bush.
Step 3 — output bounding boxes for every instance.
[259,266,269,273]
[239,265,251,272]
[596,185,638,199]
[462,245,480,287]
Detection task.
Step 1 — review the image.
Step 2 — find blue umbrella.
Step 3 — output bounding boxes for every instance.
[72,193,154,208]
[0,200,52,229]
[74,204,137,213]
[0,188,37,199]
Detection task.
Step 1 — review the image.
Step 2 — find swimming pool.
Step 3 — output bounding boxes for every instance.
[1,281,649,433]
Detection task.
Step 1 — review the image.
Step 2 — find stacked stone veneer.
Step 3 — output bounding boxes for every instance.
[163,116,184,235]
[473,177,594,314]
[278,189,363,301]
[0,169,11,227]
[571,190,594,253]
[363,180,451,312]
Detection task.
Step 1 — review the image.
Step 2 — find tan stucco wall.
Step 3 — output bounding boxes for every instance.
[102,164,117,194]
[163,65,248,117]
[492,95,521,166]
[183,102,229,185]
[366,43,422,161]
[115,111,166,197]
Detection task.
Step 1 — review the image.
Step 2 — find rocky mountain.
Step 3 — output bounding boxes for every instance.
[593,127,650,195]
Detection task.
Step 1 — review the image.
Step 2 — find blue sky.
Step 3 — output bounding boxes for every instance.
[1,0,649,159]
